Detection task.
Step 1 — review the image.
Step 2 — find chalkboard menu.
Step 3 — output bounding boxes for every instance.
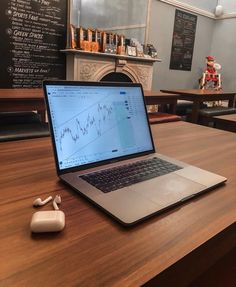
[0,0,67,88]
[169,9,197,71]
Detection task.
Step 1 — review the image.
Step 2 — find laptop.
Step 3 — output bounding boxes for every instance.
[43,81,227,226]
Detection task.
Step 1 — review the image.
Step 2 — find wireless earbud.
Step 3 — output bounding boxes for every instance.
[33,196,53,207]
[53,195,61,210]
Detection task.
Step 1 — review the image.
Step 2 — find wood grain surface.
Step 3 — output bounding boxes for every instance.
[0,121,236,287]
[214,114,236,121]
[0,89,46,121]
[0,88,43,98]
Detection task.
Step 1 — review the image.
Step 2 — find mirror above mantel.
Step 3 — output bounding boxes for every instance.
[68,0,151,46]
[65,0,159,89]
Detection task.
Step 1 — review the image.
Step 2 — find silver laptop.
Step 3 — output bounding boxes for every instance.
[43,81,226,226]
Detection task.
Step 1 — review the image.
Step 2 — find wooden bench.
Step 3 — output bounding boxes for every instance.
[148,112,182,124]
[0,111,50,142]
[212,114,236,132]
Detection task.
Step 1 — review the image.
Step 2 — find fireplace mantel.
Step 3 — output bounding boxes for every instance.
[61,49,161,90]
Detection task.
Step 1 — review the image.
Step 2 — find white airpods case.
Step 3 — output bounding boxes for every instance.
[30,210,65,233]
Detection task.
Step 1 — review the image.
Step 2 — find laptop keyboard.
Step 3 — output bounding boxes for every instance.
[80,157,183,193]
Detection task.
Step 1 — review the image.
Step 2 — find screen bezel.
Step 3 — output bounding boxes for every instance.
[43,80,156,175]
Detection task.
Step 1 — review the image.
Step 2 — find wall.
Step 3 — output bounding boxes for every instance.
[210,0,236,90]
[149,0,215,89]
[173,0,217,13]
[150,0,236,90]
[219,0,236,14]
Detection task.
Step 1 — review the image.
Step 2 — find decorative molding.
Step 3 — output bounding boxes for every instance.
[219,12,236,20]
[159,0,236,20]
[65,52,156,90]
[79,62,99,81]
[129,64,153,90]
[159,0,215,19]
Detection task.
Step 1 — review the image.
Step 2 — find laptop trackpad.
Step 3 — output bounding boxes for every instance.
[133,173,206,207]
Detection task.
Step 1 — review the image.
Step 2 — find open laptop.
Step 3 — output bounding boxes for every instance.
[43,81,227,226]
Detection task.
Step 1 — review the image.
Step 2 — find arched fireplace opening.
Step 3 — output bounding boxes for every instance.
[100,72,133,83]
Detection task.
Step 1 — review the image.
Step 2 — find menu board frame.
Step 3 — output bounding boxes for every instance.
[169,9,197,71]
[0,0,67,88]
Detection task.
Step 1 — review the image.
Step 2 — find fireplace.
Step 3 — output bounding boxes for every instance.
[100,72,132,82]
[62,49,160,90]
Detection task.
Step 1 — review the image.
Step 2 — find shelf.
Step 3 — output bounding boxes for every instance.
[61,49,161,63]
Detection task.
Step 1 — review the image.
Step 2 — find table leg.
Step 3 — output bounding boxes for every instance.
[190,101,200,123]
[169,102,177,114]
[158,105,167,113]
[228,96,235,108]
[38,110,46,123]
[159,101,177,114]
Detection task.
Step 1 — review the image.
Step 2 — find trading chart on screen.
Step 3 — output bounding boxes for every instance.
[46,85,153,170]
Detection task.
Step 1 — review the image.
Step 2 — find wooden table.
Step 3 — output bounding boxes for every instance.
[0,88,46,122]
[0,89,180,123]
[213,113,236,132]
[144,90,180,114]
[161,89,236,123]
[0,122,236,287]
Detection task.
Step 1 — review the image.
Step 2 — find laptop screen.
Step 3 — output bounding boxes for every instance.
[44,82,155,172]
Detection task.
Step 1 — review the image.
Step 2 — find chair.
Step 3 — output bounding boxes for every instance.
[198,107,236,126]
[176,101,208,120]
[148,112,181,124]
[0,111,50,142]
[175,100,193,116]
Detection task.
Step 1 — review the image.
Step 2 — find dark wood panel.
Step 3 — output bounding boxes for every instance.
[143,223,236,287]
[144,90,180,113]
[0,89,46,121]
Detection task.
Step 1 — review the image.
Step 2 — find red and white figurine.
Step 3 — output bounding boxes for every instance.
[199,55,222,90]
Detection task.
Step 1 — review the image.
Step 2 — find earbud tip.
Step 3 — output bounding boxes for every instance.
[55,195,61,203]
[33,198,41,207]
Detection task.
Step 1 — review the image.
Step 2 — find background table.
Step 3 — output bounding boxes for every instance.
[0,89,180,123]
[0,89,46,122]
[144,90,180,114]
[161,89,236,123]
[0,122,236,286]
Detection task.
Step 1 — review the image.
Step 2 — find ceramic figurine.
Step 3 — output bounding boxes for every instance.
[199,56,222,90]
